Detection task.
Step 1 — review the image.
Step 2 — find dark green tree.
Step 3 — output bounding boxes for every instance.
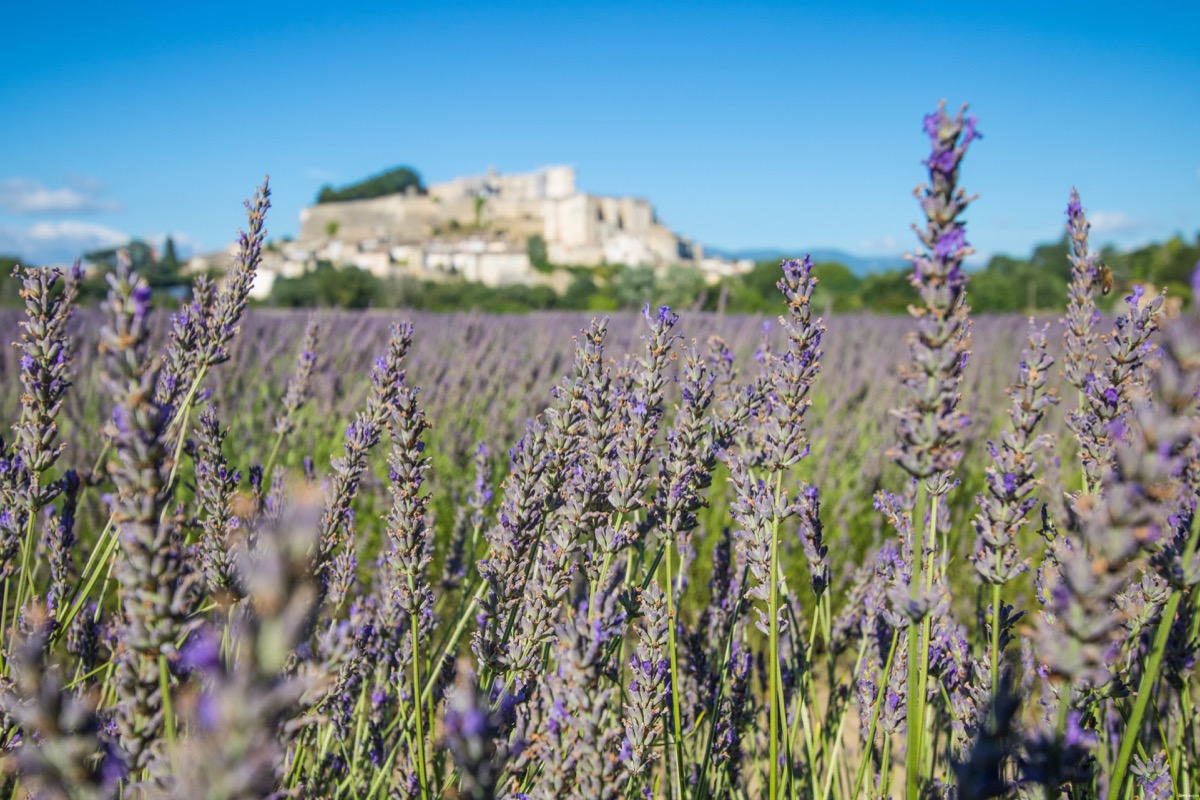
[160,236,180,277]
[316,167,426,204]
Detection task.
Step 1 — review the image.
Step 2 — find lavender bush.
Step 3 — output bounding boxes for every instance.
[0,105,1193,800]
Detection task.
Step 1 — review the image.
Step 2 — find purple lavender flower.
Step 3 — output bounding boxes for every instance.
[971,323,1058,587]
[272,316,320,440]
[102,261,203,772]
[1063,188,1101,391]
[192,404,241,592]
[621,580,670,779]
[442,666,507,800]
[197,178,270,369]
[1131,752,1174,800]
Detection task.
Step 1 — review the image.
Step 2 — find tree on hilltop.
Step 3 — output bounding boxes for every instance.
[316,166,426,203]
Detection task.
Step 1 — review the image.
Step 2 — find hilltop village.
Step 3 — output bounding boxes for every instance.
[188,166,752,298]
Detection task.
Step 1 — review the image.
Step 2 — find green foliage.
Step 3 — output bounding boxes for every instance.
[316,166,425,204]
[260,231,1199,314]
[160,236,179,275]
[855,269,917,312]
[324,220,340,238]
[0,255,23,307]
[526,234,549,269]
[270,262,381,309]
[269,263,563,313]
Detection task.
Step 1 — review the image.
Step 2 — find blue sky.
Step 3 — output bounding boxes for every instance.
[2,1,1197,266]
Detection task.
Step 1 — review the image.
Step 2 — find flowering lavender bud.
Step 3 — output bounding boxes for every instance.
[1130,752,1173,800]
[383,383,433,620]
[726,456,788,634]
[622,580,670,778]
[0,443,29,577]
[758,256,824,471]
[442,666,507,800]
[45,469,79,618]
[472,423,552,669]
[191,405,240,592]
[794,482,828,598]
[928,611,982,751]
[710,640,753,782]
[161,505,323,800]
[607,305,678,515]
[66,603,106,685]
[1034,339,1192,690]
[155,276,216,411]
[1069,286,1166,490]
[952,672,1019,800]
[324,516,359,612]
[1019,711,1097,794]
[1062,189,1101,391]
[830,557,874,655]
[523,600,624,800]
[0,605,122,798]
[475,321,606,674]
[197,178,270,369]
[101,263,203,771]
[273,317,320,438]
[314,322,413,596]
[879,632,909,736]
[654,346,724,558]
[890,102,979,491]
[11,263,80,511]
[504,481,587,680]
[971,322,1059,586]
[698,527,741,661]
[575,318,617,474]
[442,442,494,592]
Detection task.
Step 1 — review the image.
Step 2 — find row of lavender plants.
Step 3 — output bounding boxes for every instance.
[0,101,1195,799]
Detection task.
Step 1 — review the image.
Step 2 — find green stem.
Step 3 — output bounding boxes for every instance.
[159,654,176,750]
[1107,591,1181,800]
[695,564,749,800]
[263,429,287,479]
[991,582,1001,698]
[819,635,867,800]
[1046,697,1070,800]
[664,538,686,800]
[852,629,899,800]
[768,471,783,800]
[15,505,37,616]
[409,595,429,800]
[905,481,929,800]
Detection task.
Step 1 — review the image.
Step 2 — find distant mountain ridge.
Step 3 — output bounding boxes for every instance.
[704,246,908,275]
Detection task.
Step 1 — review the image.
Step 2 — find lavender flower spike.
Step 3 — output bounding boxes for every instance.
[891,101,978,491]
[971,322,1059,587]
[198,177,271,369]
[893,100,979,800]
[12,263,81,509]
[273,317,320,440]
[1062,188,1100,391]
[102,262,203,771]
[622,580,670,780]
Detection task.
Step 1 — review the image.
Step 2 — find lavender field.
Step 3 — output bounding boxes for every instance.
[0,103,1195,800]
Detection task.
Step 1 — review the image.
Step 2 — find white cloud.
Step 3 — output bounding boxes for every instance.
[0,177,120,214]
[0,220,129,265]
[65,173,104,193]
[1089,210,1144,237]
